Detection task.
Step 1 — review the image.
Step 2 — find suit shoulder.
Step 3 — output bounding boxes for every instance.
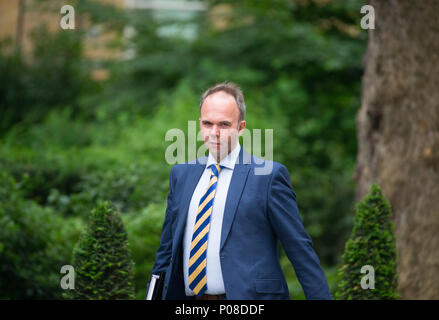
[169,158,205,175]
[169,163,186,175]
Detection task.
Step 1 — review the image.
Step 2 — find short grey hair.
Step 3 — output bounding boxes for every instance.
[200,81,246,123]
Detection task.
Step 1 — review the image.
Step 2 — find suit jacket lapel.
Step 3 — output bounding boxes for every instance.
[172,157,206,258]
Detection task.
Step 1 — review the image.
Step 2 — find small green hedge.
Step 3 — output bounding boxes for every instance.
[335,184,399,299]
[70,201,135,299]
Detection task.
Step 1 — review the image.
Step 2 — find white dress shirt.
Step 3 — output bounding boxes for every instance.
[183,143,241,296]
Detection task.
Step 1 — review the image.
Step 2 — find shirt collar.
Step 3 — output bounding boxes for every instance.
[206,143,241,171]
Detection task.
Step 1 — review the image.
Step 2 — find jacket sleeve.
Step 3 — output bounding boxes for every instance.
[145,166,176,299]
[267,164,332,300]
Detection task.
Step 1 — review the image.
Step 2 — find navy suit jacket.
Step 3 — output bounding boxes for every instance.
[147,147,332,300]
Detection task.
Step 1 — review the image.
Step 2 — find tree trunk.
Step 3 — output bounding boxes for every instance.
[355,0,439,299]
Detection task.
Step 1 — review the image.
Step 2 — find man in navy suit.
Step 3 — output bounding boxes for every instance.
[147,82,332,300]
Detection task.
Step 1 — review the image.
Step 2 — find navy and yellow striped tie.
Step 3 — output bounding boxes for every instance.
[188,163,222,296]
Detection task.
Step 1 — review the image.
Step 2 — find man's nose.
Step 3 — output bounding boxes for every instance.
[211,125,220,136]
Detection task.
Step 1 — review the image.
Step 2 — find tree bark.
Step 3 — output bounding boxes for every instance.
[355,0,439,299]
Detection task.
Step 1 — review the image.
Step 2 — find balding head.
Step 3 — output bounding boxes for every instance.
[199,82,247,162]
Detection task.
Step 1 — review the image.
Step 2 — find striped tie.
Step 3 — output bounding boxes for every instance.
[188,163,222,296]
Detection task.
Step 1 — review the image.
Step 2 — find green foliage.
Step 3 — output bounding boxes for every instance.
[0,108,170,216]
[335,184,399,300]
[0,171,82,299]
[0,26,96,134]
[70,201,135,299]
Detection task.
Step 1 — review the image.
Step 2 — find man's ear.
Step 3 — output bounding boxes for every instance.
[238,120,246,135]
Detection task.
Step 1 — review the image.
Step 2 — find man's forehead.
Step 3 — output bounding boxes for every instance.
[202,91,237,107]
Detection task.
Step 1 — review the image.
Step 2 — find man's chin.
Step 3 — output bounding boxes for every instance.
[209,148,231,161]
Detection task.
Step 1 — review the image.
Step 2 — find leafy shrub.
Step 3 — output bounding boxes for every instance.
[70,201,135,299]
[72,163,169,214]
[0,25,95,134]
[0,171,83,299]
[335,184,399,299]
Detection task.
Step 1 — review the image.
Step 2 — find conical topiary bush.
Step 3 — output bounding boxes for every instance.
[335,184,399,299]
[70,201,135,299]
